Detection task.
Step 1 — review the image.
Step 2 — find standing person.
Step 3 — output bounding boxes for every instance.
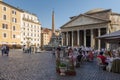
[29,46,32,54]
[52,47,55,55]
[5,45,10,56]
[76,51,83,67]
[55,46,61,58]
[1,44,6,56]
[22,45,25,53]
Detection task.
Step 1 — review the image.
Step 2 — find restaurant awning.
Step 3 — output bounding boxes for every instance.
[98,30,120,39]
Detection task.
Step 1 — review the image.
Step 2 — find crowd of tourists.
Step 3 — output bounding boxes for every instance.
[97,49,120,72]
[53,46,95,68]
[53,46,120,73]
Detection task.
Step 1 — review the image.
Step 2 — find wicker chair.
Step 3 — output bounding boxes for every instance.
[111,59,120,73]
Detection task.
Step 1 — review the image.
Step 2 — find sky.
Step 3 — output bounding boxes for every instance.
[3,0,120,29]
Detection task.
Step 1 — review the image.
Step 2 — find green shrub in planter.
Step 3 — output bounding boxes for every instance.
[59,63,66,67]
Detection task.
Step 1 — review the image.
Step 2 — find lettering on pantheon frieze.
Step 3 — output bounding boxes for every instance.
[62,23,108,31]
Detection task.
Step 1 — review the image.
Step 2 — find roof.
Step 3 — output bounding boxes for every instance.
[60,14,110,28]
[98,30,120,39]
[0,1,23,12]
[85,8,106,14]
[60,8,111,29]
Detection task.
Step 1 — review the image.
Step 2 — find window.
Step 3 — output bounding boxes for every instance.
[3,7,6,11]
[23,33,25,35]
[23,22,25,26]
[3,15,6,20]
[27,23,29,27]
[13,26,15,31]
[12,18,17,23]
[12,18,14,22]
[2,24,5,29]
[31,25,33,28]
[3,33,7,38]
[27,15,29,19]
[12,10,14,14]
[12,10,16,15]
[15,18,17,23]
[13,35,16,38]
[6,24,8,29]
[15,12,16,15]
[2,24,8,29]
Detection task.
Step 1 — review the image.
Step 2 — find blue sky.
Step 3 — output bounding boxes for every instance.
[3,0,120,29]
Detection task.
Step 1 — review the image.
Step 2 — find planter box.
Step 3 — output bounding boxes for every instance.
[65,70,76,76]
[56,67,60,73]
[59,67,66,76]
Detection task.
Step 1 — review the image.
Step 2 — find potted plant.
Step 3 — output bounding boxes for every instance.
[59,62,67,76]
[66,59,76,76]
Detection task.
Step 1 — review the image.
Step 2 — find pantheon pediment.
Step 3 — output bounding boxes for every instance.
[61,14,108,28]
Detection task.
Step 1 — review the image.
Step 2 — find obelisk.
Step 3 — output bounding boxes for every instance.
[52,10,55,34]
[48,10,57,47]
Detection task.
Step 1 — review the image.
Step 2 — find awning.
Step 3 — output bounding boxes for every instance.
[98,30,120,39]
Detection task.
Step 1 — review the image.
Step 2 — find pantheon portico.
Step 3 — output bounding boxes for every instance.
[60,8,120,49]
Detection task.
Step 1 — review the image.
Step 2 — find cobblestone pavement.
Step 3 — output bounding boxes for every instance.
[0,49,120,80]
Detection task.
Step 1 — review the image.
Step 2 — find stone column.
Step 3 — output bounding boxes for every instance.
[77,30,79,46]
[98,28,101,50]
[61,37,63,46]
[72,31,73,47]
[84,30,86,47]
[106,28,109,49]
[91,29,94,48]
[61,33,64,46]
[66,32,68,46]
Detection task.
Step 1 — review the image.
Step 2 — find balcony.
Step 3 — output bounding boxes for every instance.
[22,17,40,24]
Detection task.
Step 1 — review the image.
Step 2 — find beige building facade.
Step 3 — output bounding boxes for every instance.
[0,1,23,47]
[41,28,61,47]
[61,9,120,49]
[41,28,52,46]
[0,1,41,48]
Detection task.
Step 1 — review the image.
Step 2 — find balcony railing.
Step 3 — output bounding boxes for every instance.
[22,18,40,24]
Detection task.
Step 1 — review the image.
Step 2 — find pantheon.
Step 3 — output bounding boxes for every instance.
[60,8,120,50]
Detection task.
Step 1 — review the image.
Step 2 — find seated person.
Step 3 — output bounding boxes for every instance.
[97,51,108,70]
[97,51,107,65]
[88,51,94,61]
